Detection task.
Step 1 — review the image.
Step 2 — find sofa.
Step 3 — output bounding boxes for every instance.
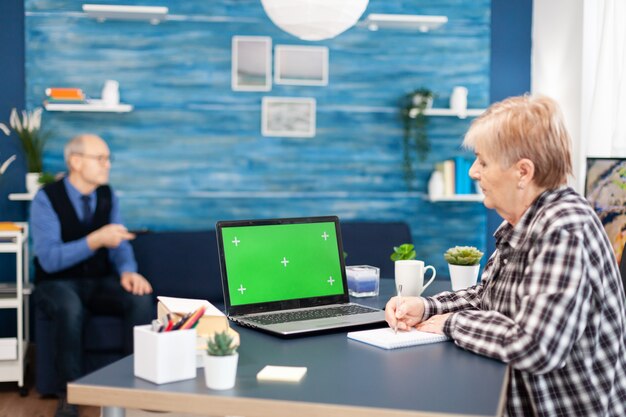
[34,222,411,395]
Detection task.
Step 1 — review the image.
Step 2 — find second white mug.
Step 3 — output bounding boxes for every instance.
[395,260,436,297]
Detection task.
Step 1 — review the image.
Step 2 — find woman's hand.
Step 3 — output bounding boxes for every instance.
[415,313,453,335]
[385,296,425,331]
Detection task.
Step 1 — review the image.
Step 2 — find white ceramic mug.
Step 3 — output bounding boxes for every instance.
[395,260,437,296]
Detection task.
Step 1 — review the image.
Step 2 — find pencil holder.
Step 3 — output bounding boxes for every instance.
[133,325,197,384]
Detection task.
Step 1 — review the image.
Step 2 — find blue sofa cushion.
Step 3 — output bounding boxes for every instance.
[130,230,223,303]
[340,221,412,279]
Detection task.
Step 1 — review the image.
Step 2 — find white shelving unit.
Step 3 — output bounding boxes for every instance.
[0,223,31,396]
[44,99,133,113]
[430,194,484,202]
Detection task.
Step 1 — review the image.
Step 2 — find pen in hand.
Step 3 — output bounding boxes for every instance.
[395,284,403,334]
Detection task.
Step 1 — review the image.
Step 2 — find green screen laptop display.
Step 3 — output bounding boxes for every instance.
[221,221,345,306]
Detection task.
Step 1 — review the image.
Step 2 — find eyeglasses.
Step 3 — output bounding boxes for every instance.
[73,153,113,164]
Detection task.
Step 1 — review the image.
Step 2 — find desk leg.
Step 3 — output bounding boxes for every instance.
[102,406,125,417]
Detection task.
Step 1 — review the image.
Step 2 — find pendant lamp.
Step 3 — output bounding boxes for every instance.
[260,0,369,41]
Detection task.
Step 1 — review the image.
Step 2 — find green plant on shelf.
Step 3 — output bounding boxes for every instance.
[400,88,435,189]
[0,108,51,173]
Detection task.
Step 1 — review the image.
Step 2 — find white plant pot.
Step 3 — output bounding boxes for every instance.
[203,353,238,390]
[448,264,480,291]
[26,172,42,195]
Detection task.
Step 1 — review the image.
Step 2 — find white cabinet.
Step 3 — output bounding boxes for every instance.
[0,223,31,396]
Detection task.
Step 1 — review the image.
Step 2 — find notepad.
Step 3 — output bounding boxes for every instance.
[257,365,307,382]
[347,327,449,350]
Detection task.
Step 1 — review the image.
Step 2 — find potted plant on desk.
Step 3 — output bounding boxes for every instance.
[204,330,239,390]
[444,246,484,291]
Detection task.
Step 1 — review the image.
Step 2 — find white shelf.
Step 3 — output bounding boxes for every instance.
[430,194,484,202]
[44,100,133,113]
[363,14,448,32]
[83,4,168,24]
[423,108,485,119]
[8,193,34,201]
[407,107,485,119]
[0,344,29,382]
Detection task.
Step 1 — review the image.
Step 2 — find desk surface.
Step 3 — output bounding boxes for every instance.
[69,280,508,417]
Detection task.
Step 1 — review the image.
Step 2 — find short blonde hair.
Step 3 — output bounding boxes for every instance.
[463,95,573,189]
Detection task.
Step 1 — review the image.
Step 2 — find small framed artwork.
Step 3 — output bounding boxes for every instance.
[274,45,329,86]
[585,157,626,264]
[232,36,272,91]
[262,97,316,138]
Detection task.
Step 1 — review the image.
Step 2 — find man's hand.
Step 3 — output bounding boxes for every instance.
[120,272,153,295]
[415,313,453,335]
[385,296,426,332]
[87,224,136,250]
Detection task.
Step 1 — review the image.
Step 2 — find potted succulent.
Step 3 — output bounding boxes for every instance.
[400,88,435,189]
[0,107,52,193]
[203,330,239,390]
[444,246,484,291]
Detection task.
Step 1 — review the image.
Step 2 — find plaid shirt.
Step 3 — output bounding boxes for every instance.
[423,186,626,417]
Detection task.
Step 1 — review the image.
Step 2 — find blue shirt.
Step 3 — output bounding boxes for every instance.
[30,177,137,274]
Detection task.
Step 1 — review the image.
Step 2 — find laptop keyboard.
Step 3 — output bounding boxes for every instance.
[245,304,378,325]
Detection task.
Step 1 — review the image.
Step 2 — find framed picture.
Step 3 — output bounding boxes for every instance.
[262,97,316,138]
[274,45,328,86]
[585,157,626,264]
[231,36,272,91]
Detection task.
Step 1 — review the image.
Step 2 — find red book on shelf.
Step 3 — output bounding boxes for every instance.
[45,88,85,100]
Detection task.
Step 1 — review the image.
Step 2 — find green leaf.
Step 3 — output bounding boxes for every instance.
[391,243,417,261]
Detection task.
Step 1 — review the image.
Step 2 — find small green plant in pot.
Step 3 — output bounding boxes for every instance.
[444,246,484,291]
[204,330,239,390]
[390,243,416,261]
[207,331,238,356]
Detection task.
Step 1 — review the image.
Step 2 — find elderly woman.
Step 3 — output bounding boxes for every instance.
[386,95,626,417]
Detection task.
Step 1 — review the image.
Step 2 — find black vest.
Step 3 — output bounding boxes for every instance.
[34,180,113,282]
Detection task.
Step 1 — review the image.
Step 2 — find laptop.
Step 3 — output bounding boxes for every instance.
[216,216,386,336]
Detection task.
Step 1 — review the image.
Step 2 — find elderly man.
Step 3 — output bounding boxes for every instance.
[31,134,153,417]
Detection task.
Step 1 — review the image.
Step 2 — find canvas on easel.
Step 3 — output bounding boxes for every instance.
[585,157,626,265]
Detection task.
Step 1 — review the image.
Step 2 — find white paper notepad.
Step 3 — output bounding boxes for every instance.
[347,327,449,350]
[257,365,307,382]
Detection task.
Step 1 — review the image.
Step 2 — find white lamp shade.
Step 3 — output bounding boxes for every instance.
[261,0,369,41]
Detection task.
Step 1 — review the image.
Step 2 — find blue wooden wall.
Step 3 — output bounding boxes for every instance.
[23,0,490,276]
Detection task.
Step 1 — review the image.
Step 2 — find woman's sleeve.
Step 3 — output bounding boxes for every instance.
[442,228,591,374]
